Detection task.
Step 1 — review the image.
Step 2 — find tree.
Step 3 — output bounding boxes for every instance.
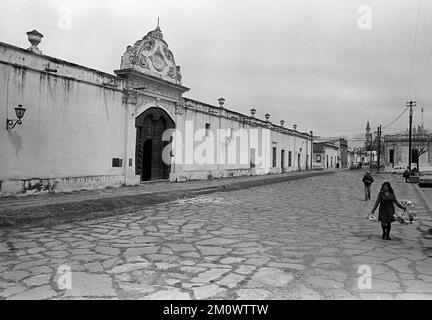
[411,126,432,172]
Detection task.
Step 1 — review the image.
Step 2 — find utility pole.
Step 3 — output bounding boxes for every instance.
[377,125,382,173]
[406,101,416,169]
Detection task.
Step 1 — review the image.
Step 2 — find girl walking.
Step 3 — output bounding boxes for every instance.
[370,182,407,240]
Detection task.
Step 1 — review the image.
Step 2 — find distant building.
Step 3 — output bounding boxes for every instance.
[313,142,339,170]
[383,126,432,169]
[347,147,355,167]
[314,137,348,168]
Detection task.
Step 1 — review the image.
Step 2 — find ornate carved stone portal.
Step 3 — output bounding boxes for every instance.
[119,25,182,85]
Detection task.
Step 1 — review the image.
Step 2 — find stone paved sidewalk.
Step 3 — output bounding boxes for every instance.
[0,170,431,300]
[0,170,334,227]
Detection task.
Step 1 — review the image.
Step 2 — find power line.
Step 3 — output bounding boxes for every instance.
[413,0,432,98]
[382,106,409,129]
[408,0,423,99]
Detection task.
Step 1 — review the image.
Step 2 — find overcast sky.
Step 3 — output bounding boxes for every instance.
[1,0,431,139]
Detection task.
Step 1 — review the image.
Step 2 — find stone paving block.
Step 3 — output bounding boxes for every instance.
[191,269,231,283]
[95,246,120,256]
[415,264,432,275]
[7,285,56,300]
[1,270,30,281]
[403,280,432,293]
[385,258,413,273]
[85,261,104,273]
[167,244,196,252]
[305,276,344,289]
[268,262,305,271]
[220,257,245,264]
[197,246,231,255]
[124,246,160,256]
[155,262,179,270]
[142,288,190,300]
[396,293,432,300]
[109,262,151,274]
[244,257,271,266]
[236,289,271,300]
[0,243,10,253]
[193,284,226,299]
[195,238,238,246]
[180,266,207,274]
[247,268,294,287]
[23,274,52,287]
[29,266,52,275]
[0,285,28,298]
[63,272,116,297]
[359,293,396,300]
[146,254,177,262]
[296,285,322,300]
[217,274,245,289]
[102,257,121,269]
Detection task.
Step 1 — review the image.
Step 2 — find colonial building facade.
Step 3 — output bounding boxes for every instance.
[0,27,313,196]
[312,142,339,170]
[383,126,432,169]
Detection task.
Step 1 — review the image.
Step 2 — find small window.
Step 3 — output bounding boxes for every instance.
[205,123,211,137]
[316,155,321,163]
[112,158,123,167]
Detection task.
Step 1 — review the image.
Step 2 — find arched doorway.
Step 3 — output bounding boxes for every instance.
[135,107,175,181]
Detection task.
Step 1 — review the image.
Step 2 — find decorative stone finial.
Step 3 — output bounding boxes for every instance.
[218,97,225,108]
[27,30,43,54]
[176,66,182,84]
[250,108,256,117]
[265,114,270,121]
[293,124,298,131]
[149,24,163,40]
[280,120,285,127]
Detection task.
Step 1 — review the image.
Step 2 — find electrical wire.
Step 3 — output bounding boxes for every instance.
[408,0,423,99]
[413,0,432,99]
[382,106,410,129]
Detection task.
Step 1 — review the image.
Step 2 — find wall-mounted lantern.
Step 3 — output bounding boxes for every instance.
[218,97,225,108]
[6,105,27,130]
[250,108,256,117]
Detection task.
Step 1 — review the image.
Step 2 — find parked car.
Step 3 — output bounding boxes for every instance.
[349,162,361,170]
[391,166,406,174]
[418,173,432,187]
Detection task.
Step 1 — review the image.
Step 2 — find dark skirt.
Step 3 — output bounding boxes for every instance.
[378,200,395,224]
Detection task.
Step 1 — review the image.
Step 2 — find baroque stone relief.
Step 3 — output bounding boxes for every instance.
[175,102,184,115]
[137,96,154,107]
[119,25,183,85]
[126,78,181,100]
[158,101,176,120]
[134,99,175,122]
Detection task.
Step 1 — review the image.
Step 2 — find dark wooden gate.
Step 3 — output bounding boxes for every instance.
[135,108,175,181]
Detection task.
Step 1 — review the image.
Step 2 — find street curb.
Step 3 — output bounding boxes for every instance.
[0,170,335,228]
[413,184,432,213]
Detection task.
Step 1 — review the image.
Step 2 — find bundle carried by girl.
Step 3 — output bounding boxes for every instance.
[393,200,416,224]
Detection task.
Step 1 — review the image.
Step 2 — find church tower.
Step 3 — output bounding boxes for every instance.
[365,121,372,149]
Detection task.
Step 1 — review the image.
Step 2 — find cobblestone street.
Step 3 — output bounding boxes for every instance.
[1,170,431,300]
